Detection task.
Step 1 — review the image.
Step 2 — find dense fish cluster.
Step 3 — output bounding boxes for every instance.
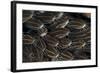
[23,10,91,62]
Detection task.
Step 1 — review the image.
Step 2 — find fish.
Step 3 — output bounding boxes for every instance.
[24,18,44,30]
[23,10,33,23]
[43,35,59,47]
[44,45,59,59]
[23,34,36,44]
[67,19,86,29]
[58,51,73,61]
[49,28,70,39]
[49,15,69,29]
[58,37,72,49]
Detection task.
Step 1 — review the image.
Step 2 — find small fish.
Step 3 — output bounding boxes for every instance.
[55,12,64,20]
[58,37,72,49]
[70,40,86,49]
[49,16,69,29]
[33,11,58,24]
[74,49,90,59]
[33,37,46,52]
[24,18,44,30]
[43,35,59,47]
[67,19,86,29]
[70,25,90,35]
[58,51,73,60]
[23,10,33,23]
[49,28,70,39]
[44,45,59,58]
[23,45,43,62]
[37,26,48,37]
[23,34,36,44]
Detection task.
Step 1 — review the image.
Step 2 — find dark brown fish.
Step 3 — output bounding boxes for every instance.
[58,37,72,49]
[55,12,64,20]
[44,45,59,58]
[70,40,86,49]
[49,16,69,29]
[58,51,73,60]
[23,34,36,44]
[49,28,70,38]
[33,37,46,52]
[34,11,58,24]
[70,25,90,35]
[67,19,86,29]
[74,49,90,59]
[23,10,33,23]
[23,45,43,62]
[24,18,44,30]
[37,26,48,37]
[43,35,59,47]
